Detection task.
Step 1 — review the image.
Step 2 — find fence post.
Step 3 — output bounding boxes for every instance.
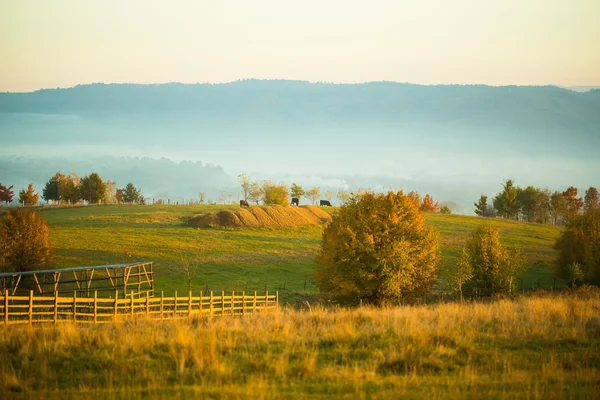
[266,290,269,311]
[114,290,118,322]
[188,291,192,317]
[160,291,164,321]
[209,291,213,316]
[130,291,134,320]
[242,291,246,315]
[221,291,225,316]
[232,290,235,315]
[174,291,178,319]
[93,291,98,324]
[54,291,59,325]
[253,291,257,313]
[3,292,8,325]
[29,290,34,325]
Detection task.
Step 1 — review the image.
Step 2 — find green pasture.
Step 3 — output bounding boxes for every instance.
[36,204,563,304]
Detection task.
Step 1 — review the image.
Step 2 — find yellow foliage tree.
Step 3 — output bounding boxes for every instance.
[0,209,54,273]
[19,183,39,206]
[315,191,440,305]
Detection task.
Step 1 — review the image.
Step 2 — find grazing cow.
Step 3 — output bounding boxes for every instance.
[240,199,249,207]
[319,200,332,206]
[291,197,299,206]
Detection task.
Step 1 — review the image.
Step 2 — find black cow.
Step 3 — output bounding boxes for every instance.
[319,200,332,206]
[291,197,299,206]
[240,199,249,207]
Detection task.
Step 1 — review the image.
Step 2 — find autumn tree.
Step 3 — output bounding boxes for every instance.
[584,187,599,212]
[80,173,106,204]
[0,209,54,273]
[19,184,39,206]
[261,181,289,205]
[237,174,252,201]
[337,189,350,206]
[554,209,600,286]
[447,246,474,302]
[551,190,567,225]
[454,225,524,297]
[562,186,583,222]
[0,183,15,206]
[104,180,117,204]
[420,194,439,212]
[406,191,422,209]
[290,183,305,200]
[248,181,262,205]
[315,191,440,305]
[305,187,320,205]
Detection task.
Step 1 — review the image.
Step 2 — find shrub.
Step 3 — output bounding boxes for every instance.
[315,191,440,305]
[555,209,600,286]
[450,225,524,297]
[0,209,54,273]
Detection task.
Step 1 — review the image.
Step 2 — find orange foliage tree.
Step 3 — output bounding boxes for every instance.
[420,194,439,212]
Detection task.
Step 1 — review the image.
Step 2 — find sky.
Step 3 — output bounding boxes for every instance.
[1,0,599,92]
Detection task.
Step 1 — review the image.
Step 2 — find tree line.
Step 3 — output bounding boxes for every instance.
[0,171,144,206]
[474,180,599,225]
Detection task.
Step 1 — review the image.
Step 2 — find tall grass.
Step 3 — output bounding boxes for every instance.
[2,289,598,399]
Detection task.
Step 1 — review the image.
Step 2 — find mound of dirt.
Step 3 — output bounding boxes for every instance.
[188,205,332,228]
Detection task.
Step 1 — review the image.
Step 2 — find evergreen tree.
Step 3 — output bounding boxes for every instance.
[122,183,141,203]
[19,184,39,206]
[474,195,488,216]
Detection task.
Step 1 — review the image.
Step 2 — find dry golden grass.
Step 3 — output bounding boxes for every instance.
[1,289,599,399]
[188,205,333,229]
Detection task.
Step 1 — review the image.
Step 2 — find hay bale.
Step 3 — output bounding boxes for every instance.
[217,210,243,227]
[301,205,333,224]
[188,213,219,228]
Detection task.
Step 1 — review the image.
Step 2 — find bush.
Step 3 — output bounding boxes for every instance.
[450,225,524,298]
[0,209,54,273]
[555,209,600,286]
[315,191,440,305]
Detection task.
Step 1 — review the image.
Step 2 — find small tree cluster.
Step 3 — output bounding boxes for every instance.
[448,225,524,299]
[315,190,440,305]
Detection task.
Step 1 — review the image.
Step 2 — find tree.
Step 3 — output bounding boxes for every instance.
[447,247,474,302]
[0,209,54,273]
[42,172,65,204]
[325,190,334,203]
[0,184,15,206]
[115,189,125,203]
[337,189,350,206]
[315,191,440,305]
[305,187,320,205]
[517,186,538,222]
[533,188,552,224]
[62,173,81,205]
[455,225,524,297]
[406,191,422,209]
[562,186,583,222]
[104,180,117,204]
[494,180,519,220]
[261,181,289,205]
[584,187,600,212]
[80,173,106,204]
[420,194,439,212]
[198,192,206,204]
[19,184,39,206]
[248,181,262,205]
[439,205,452,214]
[554,209,600,286]
[122,183,141,203]
[290,183,305,200]
[474,195,488,217]
[237,174,252,201]
[551,190,567,225]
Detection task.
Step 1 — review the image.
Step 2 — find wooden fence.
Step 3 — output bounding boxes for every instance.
[0,290,278,325]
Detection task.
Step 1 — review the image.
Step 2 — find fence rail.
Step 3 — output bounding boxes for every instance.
[0,290,278,325]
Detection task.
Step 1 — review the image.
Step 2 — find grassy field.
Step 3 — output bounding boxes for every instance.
[33,204,564,304]
[1,289,598,399]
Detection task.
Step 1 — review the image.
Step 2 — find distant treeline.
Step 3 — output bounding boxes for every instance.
[474,180,599,225]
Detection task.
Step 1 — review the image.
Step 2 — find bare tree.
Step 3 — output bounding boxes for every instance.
[179,250,204,294]
[237,174,252,201]
[325,190,334,203]
[198,192,206,204]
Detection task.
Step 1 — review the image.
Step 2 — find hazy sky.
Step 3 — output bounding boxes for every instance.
[1,0,599,92]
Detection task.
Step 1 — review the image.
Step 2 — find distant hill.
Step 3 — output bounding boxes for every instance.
[1,81,598,212]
